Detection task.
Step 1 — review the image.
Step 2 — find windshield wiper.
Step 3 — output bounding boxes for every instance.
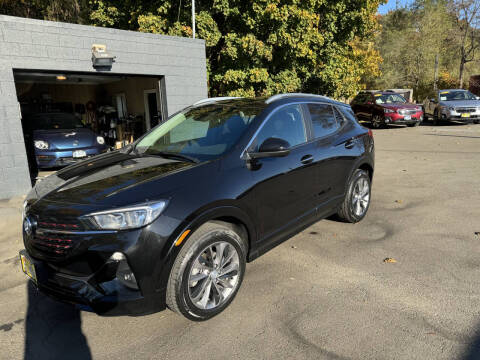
[144,151,199,164]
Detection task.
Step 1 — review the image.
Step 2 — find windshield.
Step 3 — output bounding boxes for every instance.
[439,90,477,101]
[375,94,407,104]
[30,113,85,130]
[135,103,263,162]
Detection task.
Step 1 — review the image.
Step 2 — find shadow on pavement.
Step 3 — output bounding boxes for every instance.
[24,281,91,360]
[462,325,480,360]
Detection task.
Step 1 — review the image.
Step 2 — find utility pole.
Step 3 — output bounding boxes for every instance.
[192,0,196,39]
[433,54,439,91]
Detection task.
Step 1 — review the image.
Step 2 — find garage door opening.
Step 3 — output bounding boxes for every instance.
[13,70,167,184]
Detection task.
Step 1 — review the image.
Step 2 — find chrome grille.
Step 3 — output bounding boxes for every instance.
[456,108,476,113]
[398,109,417,115]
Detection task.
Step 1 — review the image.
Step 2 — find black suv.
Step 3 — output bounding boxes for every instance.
[20,94,374,321]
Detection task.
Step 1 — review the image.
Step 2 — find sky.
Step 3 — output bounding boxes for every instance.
[378,0,413,14]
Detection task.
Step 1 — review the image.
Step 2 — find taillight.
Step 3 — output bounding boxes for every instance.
[368,129,373,138]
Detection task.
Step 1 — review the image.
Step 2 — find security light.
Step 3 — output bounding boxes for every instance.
[91,44,115,69]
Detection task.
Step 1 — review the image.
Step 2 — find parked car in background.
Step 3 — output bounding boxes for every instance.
[351,91,423,128]
[19,94,374,321]
[24,112,108,169]
[423,89,480,125]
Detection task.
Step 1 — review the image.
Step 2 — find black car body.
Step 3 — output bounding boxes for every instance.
[20,94,374,320]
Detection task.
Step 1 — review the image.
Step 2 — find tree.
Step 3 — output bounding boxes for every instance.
[449,0,480,88]
[90,0,385,99]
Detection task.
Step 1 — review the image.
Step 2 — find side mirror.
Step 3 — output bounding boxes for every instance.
[248,137,291,159]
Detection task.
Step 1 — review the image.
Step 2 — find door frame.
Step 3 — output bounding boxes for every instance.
[144,89,161,131]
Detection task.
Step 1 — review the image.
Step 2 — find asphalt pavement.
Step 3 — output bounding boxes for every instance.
[1,122,480,360]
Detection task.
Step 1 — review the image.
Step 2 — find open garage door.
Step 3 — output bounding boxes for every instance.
[13,70,166,183]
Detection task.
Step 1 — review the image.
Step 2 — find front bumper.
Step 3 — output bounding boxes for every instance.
[20,209,183,316]
[35,145,108,169]
[385,112,423,125]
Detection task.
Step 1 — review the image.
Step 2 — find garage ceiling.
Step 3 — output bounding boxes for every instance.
[13,71,126,85]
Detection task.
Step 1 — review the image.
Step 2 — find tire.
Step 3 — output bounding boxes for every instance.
[336,169,371,223]
[433,109,440,125]
[371,115,384,129]
[473,120,479,124]
[166,221,247,321]
[407,122,420,127]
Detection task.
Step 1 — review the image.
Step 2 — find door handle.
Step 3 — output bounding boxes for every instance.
[301,155,314,165]
[345,138,356,149]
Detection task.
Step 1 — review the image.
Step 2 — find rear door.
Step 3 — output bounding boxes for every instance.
[305,103,360,211]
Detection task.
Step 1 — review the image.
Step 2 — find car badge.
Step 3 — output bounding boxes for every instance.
[65,132,76,137]
[73,140,79,146]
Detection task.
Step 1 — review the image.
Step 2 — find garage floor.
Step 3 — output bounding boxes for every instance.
[1,123,480,360]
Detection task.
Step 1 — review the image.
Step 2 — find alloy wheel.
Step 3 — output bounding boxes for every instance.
[188,241,240,310]
[372,115,382,128]
[351,177,370,217]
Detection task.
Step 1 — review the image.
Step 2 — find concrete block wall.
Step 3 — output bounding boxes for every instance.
[0,15,208,199]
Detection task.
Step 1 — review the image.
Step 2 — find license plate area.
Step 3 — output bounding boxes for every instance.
[461,113,470,118]
[20,251,37,284]
[72,150,87,158]
[404,115,411,120]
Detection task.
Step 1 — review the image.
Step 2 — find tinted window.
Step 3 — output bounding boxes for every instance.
[339,106,358,123]
[255,104,306,150]
[374,94,406,104]
[307,104,338,138]
[439,90,477,101]
[136,103,261,161]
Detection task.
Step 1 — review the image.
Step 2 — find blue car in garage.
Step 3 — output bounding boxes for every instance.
[25,112,108,169]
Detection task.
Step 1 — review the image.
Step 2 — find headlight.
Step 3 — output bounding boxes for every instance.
[97,136,105,145]
[384,108,395,113]
[34,140,49,150]
[22,200,28,220]
[85,201,167,230]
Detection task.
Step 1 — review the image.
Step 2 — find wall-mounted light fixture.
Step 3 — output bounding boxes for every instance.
[92,44,116,70]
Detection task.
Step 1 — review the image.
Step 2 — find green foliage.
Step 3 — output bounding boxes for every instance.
[1,0,385,99]
[371,0,480,101]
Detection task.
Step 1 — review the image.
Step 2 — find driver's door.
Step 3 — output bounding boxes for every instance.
[249,104,317,244]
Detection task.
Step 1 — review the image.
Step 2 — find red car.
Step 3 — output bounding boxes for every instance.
[351,91,423,128]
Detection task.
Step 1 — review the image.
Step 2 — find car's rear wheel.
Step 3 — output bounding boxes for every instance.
[433,109,440,125]
[371,115,384,129]
[336,169,371,223]
[166,221,247,321]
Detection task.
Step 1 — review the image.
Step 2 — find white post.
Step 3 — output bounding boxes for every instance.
[192,0,196,39]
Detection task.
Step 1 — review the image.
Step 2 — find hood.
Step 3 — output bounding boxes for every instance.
[381,103,421,111]
[439,99,480,108]
[32,151,196,207]
[33,128,97,150]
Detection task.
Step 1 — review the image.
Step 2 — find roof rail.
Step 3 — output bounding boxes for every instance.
[193,97,240,106]
[265,93,330,104]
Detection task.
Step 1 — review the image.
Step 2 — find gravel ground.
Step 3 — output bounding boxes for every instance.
[1,122,480,360]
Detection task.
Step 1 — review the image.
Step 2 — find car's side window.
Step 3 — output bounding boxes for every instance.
[333,106,346,126]
[254,104,307,150]
[307,103,339,138]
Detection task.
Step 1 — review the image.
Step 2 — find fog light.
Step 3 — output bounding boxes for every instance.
[109,252,139,290]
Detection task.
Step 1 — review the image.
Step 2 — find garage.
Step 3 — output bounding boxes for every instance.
[0,15,208,199]
[14,70,166,180]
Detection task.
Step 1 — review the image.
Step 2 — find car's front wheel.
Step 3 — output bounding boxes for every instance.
[336,169,371,223]
[371,115,384,129]
[166,221,247,321]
